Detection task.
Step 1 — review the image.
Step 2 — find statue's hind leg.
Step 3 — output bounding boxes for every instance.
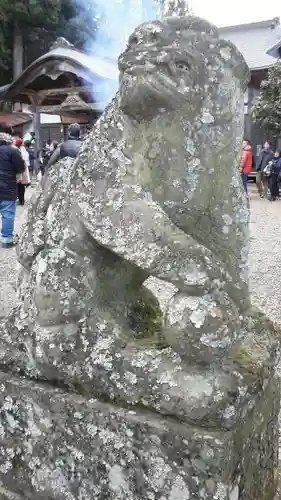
[0,247,117,379]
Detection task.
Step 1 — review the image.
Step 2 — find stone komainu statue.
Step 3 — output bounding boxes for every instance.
[0,14,279,500]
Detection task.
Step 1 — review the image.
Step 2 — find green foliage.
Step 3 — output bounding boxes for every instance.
[0,22,11,71]
[0,0,61,84]
[251,61,281,136]
[55,1,97,48]
[0,0,60,24]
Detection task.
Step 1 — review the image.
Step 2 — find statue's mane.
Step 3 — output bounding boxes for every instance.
[164,14,219,37]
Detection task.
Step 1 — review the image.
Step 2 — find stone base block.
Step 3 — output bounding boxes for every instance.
[0,372,278,500]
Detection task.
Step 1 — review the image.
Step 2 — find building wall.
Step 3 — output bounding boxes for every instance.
[22,113,63,144]
[220,21,281,71]
[220,20,281,156]
[40,114,61,125]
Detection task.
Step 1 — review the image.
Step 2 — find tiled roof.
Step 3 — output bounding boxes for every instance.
[266,38,281,59]
[0,112,32,127]
[0,40,117,105]
[220,18,281,70]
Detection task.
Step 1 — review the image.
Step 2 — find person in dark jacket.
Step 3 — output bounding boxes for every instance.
[52,140,59,152]
[268,150,281,201]
[46,123,82,169]
[39,141,52,176]
[0,124,25,248]
[256,141,274,198]
[24,140,36,175]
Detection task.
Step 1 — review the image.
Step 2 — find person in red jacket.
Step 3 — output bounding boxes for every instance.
[240,138,253,194]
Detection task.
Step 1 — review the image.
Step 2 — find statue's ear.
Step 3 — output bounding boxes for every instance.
[216,39,250,92]
[161,0,189,17]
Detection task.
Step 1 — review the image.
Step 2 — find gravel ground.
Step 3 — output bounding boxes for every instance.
[0,182,281,496]
[0,189,32,318]
[249,183,281,326]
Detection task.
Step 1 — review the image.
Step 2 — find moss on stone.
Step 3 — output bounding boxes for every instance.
[226,377,280,500]
[127,287,168,348]
[229,341,270,375]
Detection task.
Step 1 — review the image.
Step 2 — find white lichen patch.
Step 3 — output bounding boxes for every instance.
[108,464,129,494]
[201,111,214,124]
[169,476,190,499]
[124,371,138,385]
[229,484,239,500]
[220,47,232,61]
[183,374,213,399]
[167,295,197,325]
[190,309,207,329]
[200,334,230,349]
[157,370,179,388]
[214,482,228,500]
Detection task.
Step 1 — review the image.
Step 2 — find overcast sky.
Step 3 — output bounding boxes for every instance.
[191,0,280,26]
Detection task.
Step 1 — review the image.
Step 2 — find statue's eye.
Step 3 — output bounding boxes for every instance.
[130,36,139,46]
[176,61,190,71]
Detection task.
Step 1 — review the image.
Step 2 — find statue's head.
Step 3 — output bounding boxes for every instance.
[118,15,249,120]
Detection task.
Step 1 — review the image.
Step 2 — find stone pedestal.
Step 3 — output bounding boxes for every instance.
[0,373,278,500]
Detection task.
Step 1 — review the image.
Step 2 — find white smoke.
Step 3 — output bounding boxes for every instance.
[74,0,189,105]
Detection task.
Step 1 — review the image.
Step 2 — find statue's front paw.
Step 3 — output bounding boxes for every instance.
[229,307,281,378]
[164,292,239,365]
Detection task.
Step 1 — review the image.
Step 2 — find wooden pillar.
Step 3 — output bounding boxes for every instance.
[13,25,23,79]
[30,97,41,174]
[13,24,24,113]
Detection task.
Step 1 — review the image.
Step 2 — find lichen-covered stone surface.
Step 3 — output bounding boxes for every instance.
[0,372,278,500]
[0,12,280,500]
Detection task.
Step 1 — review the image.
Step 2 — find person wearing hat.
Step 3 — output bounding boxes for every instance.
[46,123,82,170]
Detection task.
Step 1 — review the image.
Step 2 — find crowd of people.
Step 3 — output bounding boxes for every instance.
[240,139,281,201]
[0,122,82,249]
[38,123,82,175]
